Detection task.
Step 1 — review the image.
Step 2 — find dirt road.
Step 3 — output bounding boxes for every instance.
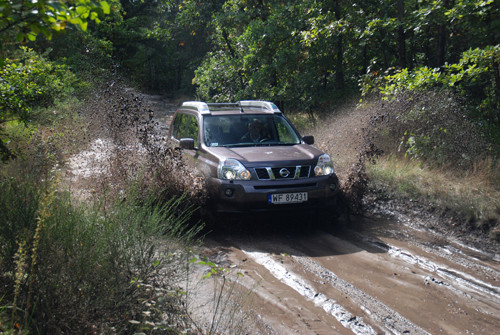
[71,86,499,334]
[200,214,500,335]
[136,92,499,334]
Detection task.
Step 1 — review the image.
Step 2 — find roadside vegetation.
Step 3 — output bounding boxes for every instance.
[311,91,499,240]
[361,90,499,238]
[1,0,499,333]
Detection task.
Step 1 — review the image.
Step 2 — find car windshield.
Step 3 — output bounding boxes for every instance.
[203,114,301,147]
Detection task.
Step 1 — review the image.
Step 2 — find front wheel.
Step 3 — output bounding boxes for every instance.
[314,194,350,231]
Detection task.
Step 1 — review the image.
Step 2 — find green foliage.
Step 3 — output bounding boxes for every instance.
[0,0,110,44]
[0,47,79,160]
[92,0,209,93]
[0,174,201,333]
[194,50,244,102]
[0,0,111,162]
[1,47,77,114]
[188,0,499,113]
[46,29,114,83]
[192,0,351,108]
[361,45,500,143]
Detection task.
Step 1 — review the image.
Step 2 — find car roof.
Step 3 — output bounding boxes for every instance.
[180,100,282,115]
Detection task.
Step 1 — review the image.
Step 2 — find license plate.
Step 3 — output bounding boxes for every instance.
[268,192,308,204]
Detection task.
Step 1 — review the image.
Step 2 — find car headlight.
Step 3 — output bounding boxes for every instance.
[218,159,251,180]
[314,154,335,176]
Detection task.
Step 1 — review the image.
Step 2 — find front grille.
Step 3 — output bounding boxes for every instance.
[255,168,270,180]
[254,165,311,180]
[254,182,316,190]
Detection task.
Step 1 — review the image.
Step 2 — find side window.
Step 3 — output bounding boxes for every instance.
[172,113,199,146]
[172,114,183,139]
[275,116,300,144]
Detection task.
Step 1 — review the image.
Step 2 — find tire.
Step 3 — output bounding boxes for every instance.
[315,193,350,232]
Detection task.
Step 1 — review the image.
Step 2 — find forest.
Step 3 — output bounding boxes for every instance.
[1,0,499,160]
[1,0,499,333]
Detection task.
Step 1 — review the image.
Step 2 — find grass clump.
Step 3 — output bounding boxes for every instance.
[0,174,202,334]
[367,156,500,228]
[359,90,500,237]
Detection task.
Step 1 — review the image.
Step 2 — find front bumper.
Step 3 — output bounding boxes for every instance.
[206,174,340,214]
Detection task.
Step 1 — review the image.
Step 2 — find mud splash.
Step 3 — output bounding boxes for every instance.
[67,79,207,208]
[314,102,383,213]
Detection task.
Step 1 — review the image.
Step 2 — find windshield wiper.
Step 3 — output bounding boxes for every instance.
[221,143,254,148]
[221,142,297,148]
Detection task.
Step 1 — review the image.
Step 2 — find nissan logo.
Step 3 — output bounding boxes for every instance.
[279,168,290,178]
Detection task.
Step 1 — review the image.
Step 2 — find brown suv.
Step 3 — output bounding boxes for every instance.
[168,100,340,216]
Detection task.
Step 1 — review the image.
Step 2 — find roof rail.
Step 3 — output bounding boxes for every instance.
[239,100,281,113]
[181,101,210,113]
[181,100,281,114]
[207,102,243,113]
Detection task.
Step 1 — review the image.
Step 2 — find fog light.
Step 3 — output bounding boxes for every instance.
[329,184,337,191]
[224,188,234,197]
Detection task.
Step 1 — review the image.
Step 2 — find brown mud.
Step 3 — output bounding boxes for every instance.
[202,215,499,334]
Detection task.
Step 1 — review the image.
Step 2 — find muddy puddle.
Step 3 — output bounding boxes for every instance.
[202,215,500,335]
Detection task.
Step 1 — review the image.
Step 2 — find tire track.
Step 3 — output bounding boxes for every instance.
[244,250,378,335]
[357,233,500,303]
[242,248,430,335]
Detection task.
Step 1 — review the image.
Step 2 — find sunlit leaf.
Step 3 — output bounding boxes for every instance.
[100,1,111,15]
[79,21,88,31]
[76,6,88,15]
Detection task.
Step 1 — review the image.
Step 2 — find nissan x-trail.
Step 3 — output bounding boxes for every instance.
[168,100,340,217]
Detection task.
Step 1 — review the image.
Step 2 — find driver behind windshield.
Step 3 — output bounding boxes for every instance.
[241,119,268,143]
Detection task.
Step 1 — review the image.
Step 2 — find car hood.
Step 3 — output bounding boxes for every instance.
[208,144,323,166]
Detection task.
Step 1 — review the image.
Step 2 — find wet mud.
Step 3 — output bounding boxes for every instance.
[203,214,500,335]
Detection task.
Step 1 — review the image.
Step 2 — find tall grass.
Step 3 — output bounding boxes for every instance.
[0,175,202,333]
[367,155,500,234]
[0,77,256,334]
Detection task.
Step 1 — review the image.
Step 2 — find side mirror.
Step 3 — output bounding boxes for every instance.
[303,135,315,145]
[179,138,195,150]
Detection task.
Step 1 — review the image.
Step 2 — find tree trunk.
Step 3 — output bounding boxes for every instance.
[333,0,345,90]
[335,34,345,89]
[397,0,407,69]
[437,24,446,67]
[437,0,454,67]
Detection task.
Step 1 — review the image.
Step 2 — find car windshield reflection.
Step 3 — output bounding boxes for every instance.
[203,114,301,147]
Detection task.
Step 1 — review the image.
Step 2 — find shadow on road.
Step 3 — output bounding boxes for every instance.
[202,212,391,257]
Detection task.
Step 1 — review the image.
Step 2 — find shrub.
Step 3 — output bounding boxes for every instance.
[360,45,500,145]
[0,47,79,161]
[0,175,201,334]
[0,47,78,117]
[365,90,490,168]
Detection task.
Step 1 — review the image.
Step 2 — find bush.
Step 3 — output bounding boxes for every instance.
[366,90,490,168]
[0,176,201,334]
[0,47,80,161]
[0,47,78,117]
[360,45,500,145]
